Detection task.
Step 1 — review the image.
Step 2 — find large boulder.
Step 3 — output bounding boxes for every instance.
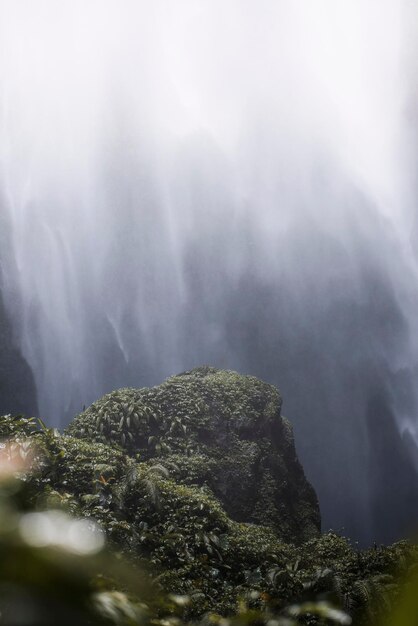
[68,366,320,542]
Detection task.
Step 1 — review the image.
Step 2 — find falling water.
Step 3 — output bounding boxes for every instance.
[1,0,418,543]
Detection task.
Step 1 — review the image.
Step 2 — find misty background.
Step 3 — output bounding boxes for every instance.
[1,0,418,544]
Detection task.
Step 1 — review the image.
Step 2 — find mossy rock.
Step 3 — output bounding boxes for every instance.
[2,413,417,622]
[68,367,320,543]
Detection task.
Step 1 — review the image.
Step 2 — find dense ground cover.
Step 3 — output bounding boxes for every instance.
[0,368,416,625]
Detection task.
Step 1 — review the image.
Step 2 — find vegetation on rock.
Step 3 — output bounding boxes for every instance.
[68,367,320,543]
[0,368,416,625]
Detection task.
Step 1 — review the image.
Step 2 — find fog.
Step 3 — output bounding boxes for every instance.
[1,0,418,543]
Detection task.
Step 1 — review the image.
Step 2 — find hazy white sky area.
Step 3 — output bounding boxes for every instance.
[0,0,417,400]
[2,0,418,544]
[0,0,416,220]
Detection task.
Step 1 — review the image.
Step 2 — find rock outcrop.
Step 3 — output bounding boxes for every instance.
[0,378,413,621]
[68,366,320,542]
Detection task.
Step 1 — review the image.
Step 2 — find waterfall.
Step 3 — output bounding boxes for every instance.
[1,0,418,543]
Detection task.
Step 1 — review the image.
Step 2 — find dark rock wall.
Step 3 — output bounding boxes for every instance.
[0,288,38,416]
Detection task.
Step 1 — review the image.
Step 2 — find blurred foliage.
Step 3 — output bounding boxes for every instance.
[0,412,417,625]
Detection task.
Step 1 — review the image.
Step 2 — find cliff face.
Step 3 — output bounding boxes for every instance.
[68,366,320,543]
[0,290,38,417]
